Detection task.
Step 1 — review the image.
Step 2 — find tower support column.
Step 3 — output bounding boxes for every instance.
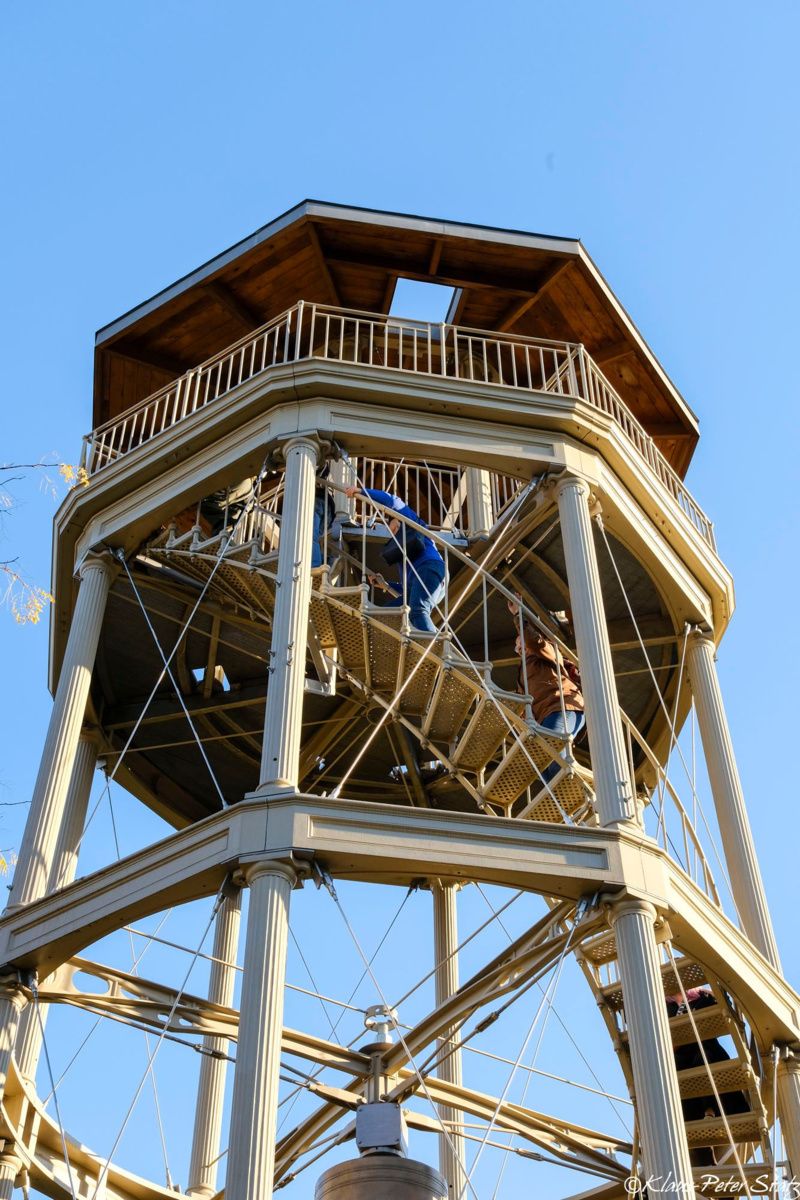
[609,900,696,1193]
[465,468,493,537]
[225,861,295,1200]
[554,474,635,827]
[14,727,99,1088]
[431,882,466,1200]
[259,436,319,790]
[187,884,243,1198]
[10,554,114,909]
[686,630,800,1169]
[0,984,27,1109]
[686,631,780,962]
[0,1145,21,1200]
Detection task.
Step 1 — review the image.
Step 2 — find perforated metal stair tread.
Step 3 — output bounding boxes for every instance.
[683,1110,765,1147]
[600,958,707,1010]
[676,1058,755,1099]
[667,1004,732,1047]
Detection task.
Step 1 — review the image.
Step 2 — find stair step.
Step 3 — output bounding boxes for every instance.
[309,593,337,647]
[580,932,619,966]
[668,1003,732,1047]
[367,621,404,692]
[423,666,478,744]
[519,770,592,822]
[684,1110,764,1148]
[601,957,707,1011]
[482,729,563,807]
[451,693,524,772]
[677,1058,755,1100]
[398,638,443,716]
[328,604,367,674]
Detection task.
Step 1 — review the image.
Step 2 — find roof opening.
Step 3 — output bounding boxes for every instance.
[389,278,455,324]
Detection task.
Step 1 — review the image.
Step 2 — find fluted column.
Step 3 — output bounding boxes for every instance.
[0,1146,21,1200]
[9,554,114,909]
[465,468,493,537]
[775,1051,800,1177]
[259,437,319,790]
[0,984,27,1108]
[225,861,295,1200]
[187,885,243,1198]
[14,728,99,1089]
[687,633,800,1168]
[686,631,780,964]
[329,454,356,524]
[431,883,466,1200]
[555,476,635,826]
[609,900,695,1192]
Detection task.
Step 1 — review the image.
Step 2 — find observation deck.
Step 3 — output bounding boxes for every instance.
[81,299,715,552]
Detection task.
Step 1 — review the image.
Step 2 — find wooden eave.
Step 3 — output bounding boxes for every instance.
[92,201,700,476]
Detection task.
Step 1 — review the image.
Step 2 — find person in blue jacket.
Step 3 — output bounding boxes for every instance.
[344,485,446,633]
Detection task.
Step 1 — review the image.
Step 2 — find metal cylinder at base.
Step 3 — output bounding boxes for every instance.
[315,1155,447,1200]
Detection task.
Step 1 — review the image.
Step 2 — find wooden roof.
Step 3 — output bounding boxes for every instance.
[94,201,699,475]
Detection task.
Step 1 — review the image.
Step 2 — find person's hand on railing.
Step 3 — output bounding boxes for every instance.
[343,484,360,498]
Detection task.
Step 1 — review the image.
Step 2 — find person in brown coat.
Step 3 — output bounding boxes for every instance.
[510,601,586,785]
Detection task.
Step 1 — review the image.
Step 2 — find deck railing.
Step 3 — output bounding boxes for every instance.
[82,300,715,550]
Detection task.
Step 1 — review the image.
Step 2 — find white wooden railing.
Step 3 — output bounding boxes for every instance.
[82,301,715,550]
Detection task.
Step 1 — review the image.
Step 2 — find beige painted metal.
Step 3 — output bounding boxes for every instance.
[10,556,114,912]
[686,632,780,964]
[687,630,800,1170]
[51,375,734,682]
[464,467,493,537]
[609,899,695,1193]
[0,985,26,1107]
[187,884,242,1198]
[555,474,635,827]
[14,727,98,1089]
[2,797,799,1053]
[0,1147,20,1200]
[259,435,319,789]
[225,861,295,1200]
[430,883,467,1200]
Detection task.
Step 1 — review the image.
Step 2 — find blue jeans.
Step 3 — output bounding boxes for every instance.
[538,709,586,786]
[408,560,446,633]
[311,495,327,568]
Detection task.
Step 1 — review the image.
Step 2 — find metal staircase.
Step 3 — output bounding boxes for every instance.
[577,929,773,1175]
[144,523,595,823]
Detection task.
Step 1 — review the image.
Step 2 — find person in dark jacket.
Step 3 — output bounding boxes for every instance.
[345,485,446,633]
[665,987,750,1166]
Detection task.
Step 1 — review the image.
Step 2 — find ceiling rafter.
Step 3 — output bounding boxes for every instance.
[201,279,264,332]
[496,260,574,332]
[307,222,342,306]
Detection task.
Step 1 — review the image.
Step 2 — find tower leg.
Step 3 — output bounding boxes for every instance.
[0,985,27,1109]
[224,862,295,1200]
[259,436,319,791]
[556,476,694,1189]
[431,882,467,1200]
[187,885,243,1198]
[610,901,696,1191]
[465,468,493,537]
[687,630,800,1169]
[0,1147,21,1200]
[9,554,114,909]
[555,474,635,827]
[14,728,98,1088]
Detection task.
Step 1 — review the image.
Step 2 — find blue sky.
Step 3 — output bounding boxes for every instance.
[1,2,798,1197]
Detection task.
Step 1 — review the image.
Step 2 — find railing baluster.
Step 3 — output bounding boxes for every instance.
[78,303,715,551]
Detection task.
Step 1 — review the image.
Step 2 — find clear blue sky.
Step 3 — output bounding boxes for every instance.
[1,3,798,1197]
